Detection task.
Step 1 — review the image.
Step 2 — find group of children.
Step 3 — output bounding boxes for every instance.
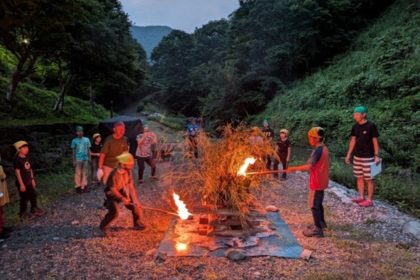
[0,105,379,240]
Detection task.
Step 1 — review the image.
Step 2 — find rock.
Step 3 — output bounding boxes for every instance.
[265,205,279,212]
[225,237,259,248]
[71,220,80,225]
[225,249,247,261]
[300,249,313,260]
[146,249,157,257]
[402,221,420,240]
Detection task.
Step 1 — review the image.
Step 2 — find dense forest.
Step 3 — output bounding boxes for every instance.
[0,0,146,121]
[147,0,419,214]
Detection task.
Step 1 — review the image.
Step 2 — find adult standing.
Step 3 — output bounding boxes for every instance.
[186,118,201,158]
[136,125,158,184]
[345,106,380,207]
[97,122,129,185]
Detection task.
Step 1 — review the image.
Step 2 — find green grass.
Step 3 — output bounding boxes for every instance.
[256,0,420,216]
[0,77,108,127]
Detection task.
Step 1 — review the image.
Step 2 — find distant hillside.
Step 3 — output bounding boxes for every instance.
[130,25,172,58]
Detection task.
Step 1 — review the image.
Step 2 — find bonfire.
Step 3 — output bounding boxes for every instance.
[171,124,276,224]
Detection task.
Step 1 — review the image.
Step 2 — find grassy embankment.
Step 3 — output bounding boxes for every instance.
[256,0,420,217]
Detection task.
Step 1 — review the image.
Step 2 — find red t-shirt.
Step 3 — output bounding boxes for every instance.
[309,145,329,190]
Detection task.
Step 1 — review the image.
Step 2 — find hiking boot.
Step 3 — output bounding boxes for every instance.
[82,187,89,193]
[99,225,111,238]
[303,225,324,238]
[352,197,365,203]
[320,221,328,229]
[0,231,11,240]
[75,186,82,194]
[358,200,373,207]
[31,207,45,217]
[133,223,146,231]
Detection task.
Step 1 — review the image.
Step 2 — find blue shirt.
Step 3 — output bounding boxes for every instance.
[71,137,91,161]
[187,124,201,137]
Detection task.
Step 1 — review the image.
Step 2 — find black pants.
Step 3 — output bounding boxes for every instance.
[274,154,288,179]
[18,183,38,214]
[100,198,143,229]
[137,157,156,180]
[310,190,326,229]
[265,155,272,170]
[188,136,198,158]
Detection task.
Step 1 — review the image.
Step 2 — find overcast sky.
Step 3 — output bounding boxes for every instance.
[119,0,239,33]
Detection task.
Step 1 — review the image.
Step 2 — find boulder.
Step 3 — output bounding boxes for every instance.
[402,221,420,240]
[225,249,247,261]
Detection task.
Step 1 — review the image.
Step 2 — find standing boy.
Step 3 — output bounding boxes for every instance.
[90,133,103,187]
[99,152,146,237]
[136,126,158,184]
[345,106,380,207]
[71,126,91,193]
[274,129,291,180]
[261,120,275,170]
[288,127,329,237]
[14,141,45,219]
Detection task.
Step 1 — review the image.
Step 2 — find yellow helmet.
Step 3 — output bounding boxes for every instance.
[13,140,28,151]
[116,152,134,164]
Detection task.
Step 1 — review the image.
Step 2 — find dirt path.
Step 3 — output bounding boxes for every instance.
[0,122,418,280]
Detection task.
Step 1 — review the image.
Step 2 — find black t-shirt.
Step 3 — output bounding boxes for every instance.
[276,139,291,156]
[262,127,274,141]
[351,121,379,157]
[14,156,33,186]
[90,143,103,158]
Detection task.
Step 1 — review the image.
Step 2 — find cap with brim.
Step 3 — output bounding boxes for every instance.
[92,133,101,140]
[280,129,289,136]
[354,106,367,114]
[75,126,83,132]
[263,119,268,126]
[308,127,324,139]
[14,140,28,151]
[116,152,134,164]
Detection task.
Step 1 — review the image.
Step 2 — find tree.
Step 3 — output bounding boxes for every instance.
[0,0,83,101]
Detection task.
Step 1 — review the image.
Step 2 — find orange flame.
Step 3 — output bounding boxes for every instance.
[175,242,188,252]
[173,193,192,220]
[237,157,256,176]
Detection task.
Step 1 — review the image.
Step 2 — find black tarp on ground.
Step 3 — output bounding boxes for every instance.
[98,115,143,155]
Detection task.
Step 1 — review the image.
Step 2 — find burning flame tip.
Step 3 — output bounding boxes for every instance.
[173,192,192,220]
[237,157,256,176]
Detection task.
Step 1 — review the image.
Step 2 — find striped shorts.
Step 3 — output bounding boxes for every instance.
[353,156,374,180]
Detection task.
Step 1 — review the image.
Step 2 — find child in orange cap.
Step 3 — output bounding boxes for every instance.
[287,127,329,237]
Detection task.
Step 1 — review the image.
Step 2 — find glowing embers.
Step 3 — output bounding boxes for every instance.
[237,157,256,176]
[173,193,192,220]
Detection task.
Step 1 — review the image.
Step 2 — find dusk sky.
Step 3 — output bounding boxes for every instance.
[119,0,239,33]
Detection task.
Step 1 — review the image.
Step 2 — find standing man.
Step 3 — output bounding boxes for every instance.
[136,125,158,184]
[97,122,129,185]
[345,106,380,207]
[71,126,91,193]
[261,120,275,170]
[99,152,146,237]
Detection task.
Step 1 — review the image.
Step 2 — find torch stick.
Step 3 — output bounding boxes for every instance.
[142,206,181,217]
[245,169,289,176]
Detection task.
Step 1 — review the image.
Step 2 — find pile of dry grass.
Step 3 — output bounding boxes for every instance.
[171,124,276,221]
